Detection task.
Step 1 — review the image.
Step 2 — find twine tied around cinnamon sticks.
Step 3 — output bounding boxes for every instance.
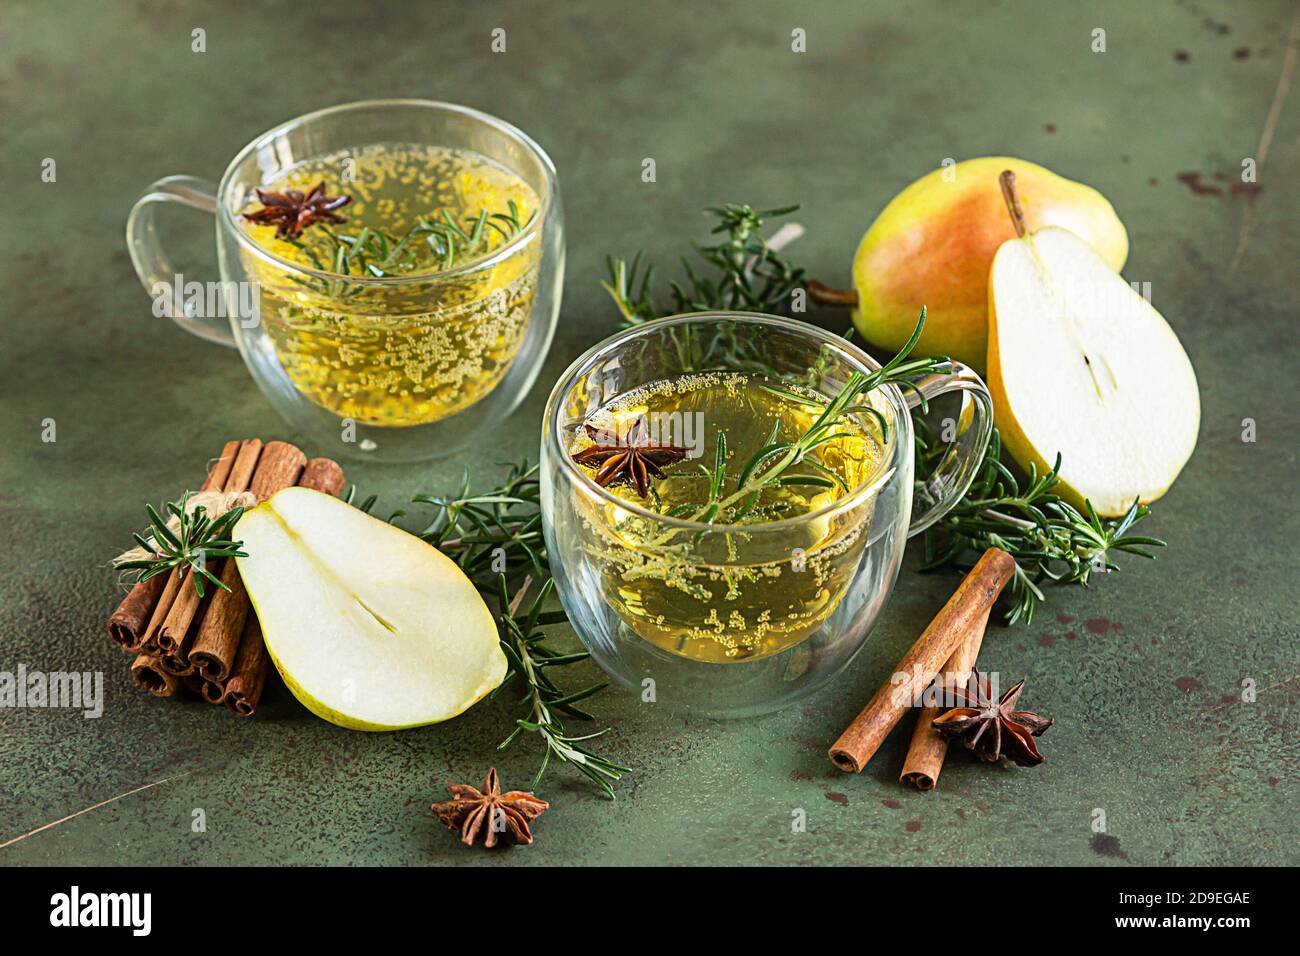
[828,547,1016,789]
[107,439,345,717]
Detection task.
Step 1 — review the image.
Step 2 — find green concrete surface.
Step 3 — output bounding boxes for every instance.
[1,0,1296,866]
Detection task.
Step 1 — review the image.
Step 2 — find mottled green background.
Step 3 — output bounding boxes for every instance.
[1,0,1296,866]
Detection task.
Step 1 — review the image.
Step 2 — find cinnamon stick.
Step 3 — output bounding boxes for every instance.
[224,615,270,717]
[247,440,309,501]
[158,652,195,677]
[107,575,168,654]
[107,440,240,652]
[828,548,1016,773]
[131,654,180,698]
[156,439,263,657]
[143,574,184,655]
[299,457,346,496]
[219,455,345,716]
[899,601,995,790]
[188,565,250,682]
[187,442,305,685]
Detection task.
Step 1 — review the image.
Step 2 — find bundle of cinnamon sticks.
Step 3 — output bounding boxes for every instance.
[105,439,345,716]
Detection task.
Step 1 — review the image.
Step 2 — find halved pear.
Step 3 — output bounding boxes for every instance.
[235,487,506,730]
[988,226,1199,516]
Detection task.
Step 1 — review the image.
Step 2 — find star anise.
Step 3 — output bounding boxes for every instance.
[430,768,549,848]
[242,181,351,240]
[570,416,688,497]
[932,672,1053,767]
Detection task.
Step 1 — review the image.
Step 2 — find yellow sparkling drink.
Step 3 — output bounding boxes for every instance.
[567,372,884,663]
[238,143,540,426]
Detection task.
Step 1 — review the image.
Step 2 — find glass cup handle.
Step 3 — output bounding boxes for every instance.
[902,361,995,537]
[126,175,236,348]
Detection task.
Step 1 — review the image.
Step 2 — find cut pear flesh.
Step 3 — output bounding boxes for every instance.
[235,487,506,730]
[988,226,1199,516]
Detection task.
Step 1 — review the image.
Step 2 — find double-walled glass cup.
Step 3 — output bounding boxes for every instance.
[541,313,992,717]
[127,99,564,462]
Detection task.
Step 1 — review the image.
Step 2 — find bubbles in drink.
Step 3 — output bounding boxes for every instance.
[238,143,541,426]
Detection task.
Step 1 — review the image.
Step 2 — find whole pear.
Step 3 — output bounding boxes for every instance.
[849,157,1128,372]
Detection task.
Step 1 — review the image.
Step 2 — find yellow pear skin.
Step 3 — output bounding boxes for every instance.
[851,157,1128,373]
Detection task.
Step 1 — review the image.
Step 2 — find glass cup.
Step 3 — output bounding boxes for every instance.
[540,313,992,717]
[127,99,564,462]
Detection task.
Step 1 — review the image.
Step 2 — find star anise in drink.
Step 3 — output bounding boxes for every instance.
[571,415,688,498]
[242,181,352,240]
[932,672,1053,767]
[430,768,549,848]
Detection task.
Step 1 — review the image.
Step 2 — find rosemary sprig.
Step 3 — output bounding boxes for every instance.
[493,575,629,799]
[350,462,628,798]
[288,200,534,294]
[603,203,804,324]
[919,428,1165,624]
[114,495,246,597]
[408,460,547,582]
[599,201,1166,622]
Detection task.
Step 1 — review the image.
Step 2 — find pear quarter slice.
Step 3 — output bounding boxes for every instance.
[988,226,1200,516]
[235,487,506,730]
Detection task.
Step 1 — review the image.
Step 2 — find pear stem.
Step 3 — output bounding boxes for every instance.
[999,170,1029,238]
[807,279,859,307]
